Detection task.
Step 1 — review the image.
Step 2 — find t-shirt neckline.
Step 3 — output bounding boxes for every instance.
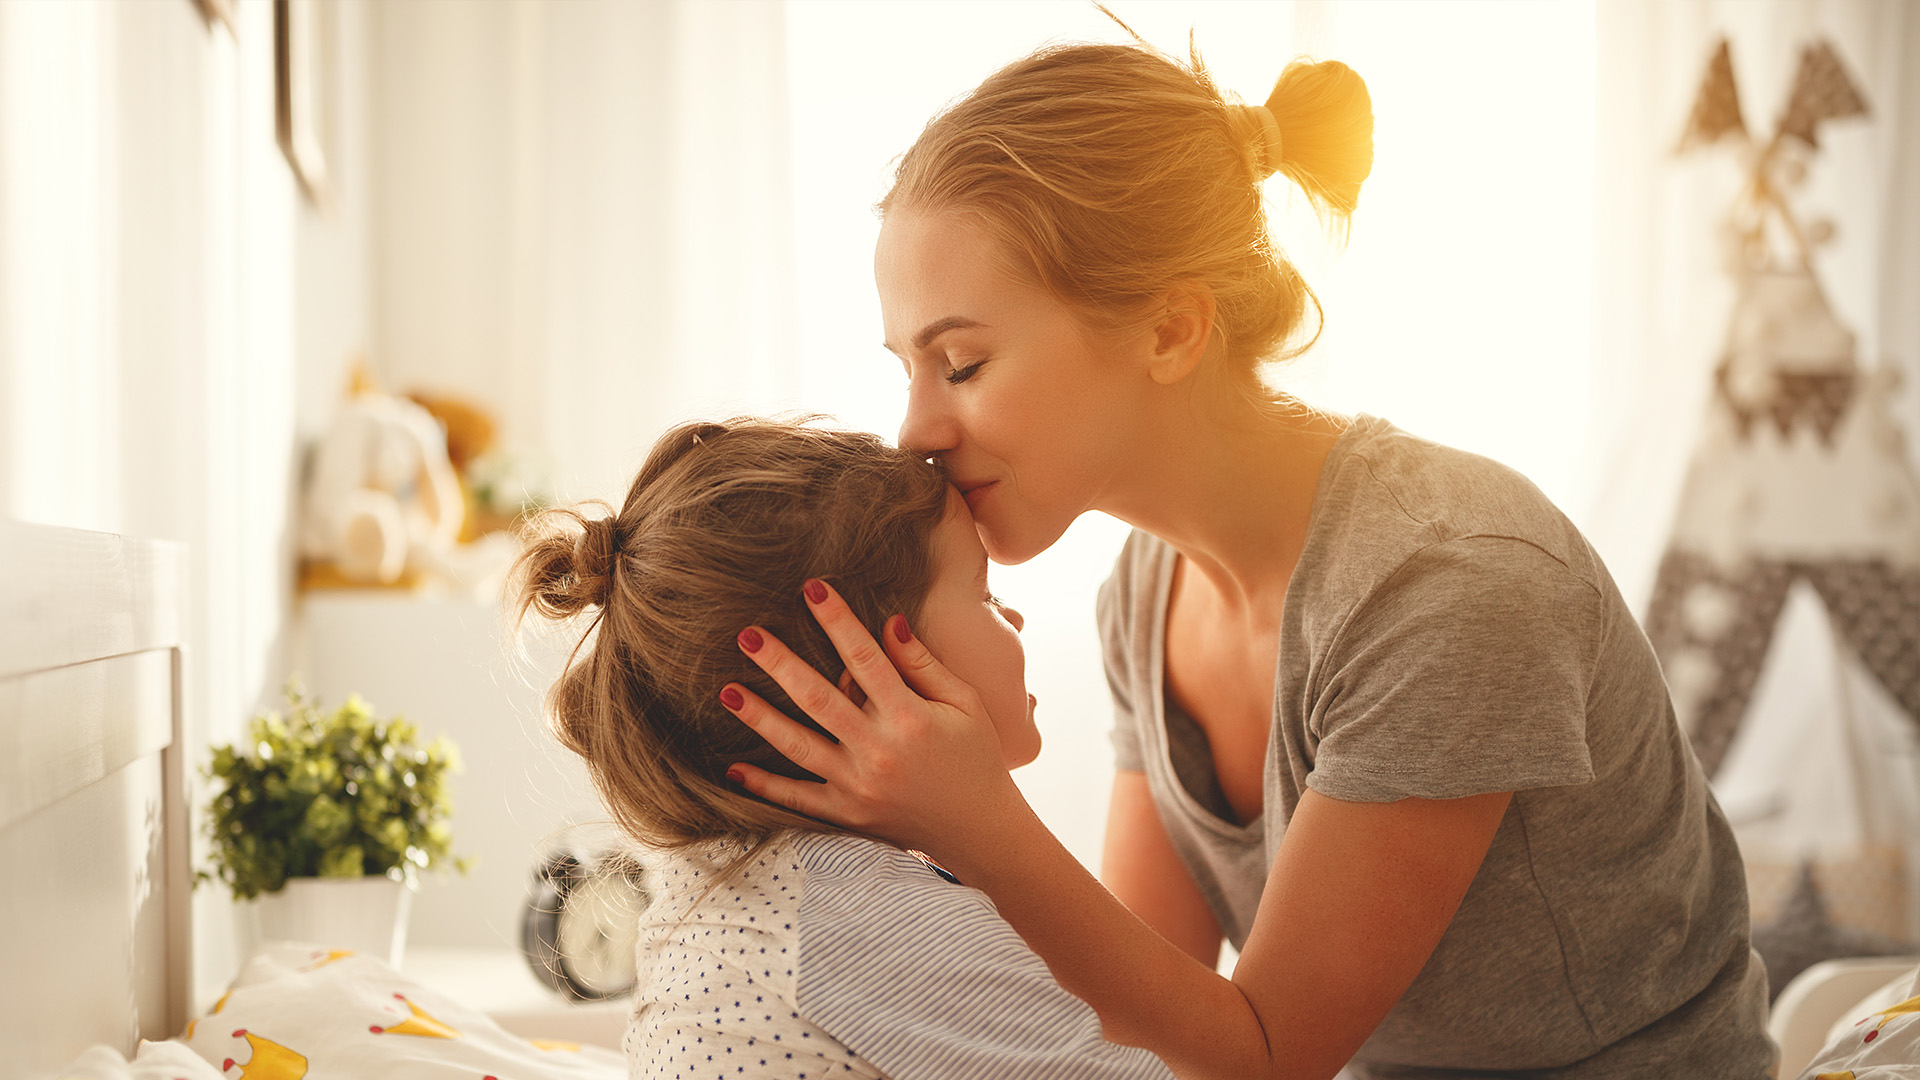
[1143,413,1387,838]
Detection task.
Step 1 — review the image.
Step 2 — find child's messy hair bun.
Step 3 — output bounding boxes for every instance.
[515,503,623,621]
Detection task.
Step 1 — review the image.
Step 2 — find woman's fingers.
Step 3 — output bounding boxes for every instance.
[881,614,979,708]
[799,578,919,709]
[725,762,839,822]
[719,678,844,779]
[735,621,870,735]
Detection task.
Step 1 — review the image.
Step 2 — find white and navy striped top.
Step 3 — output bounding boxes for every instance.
[625,831,1174,1080]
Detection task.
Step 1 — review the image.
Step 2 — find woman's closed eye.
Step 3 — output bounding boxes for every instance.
[944,359,987,385]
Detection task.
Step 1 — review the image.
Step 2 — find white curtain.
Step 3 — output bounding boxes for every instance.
[366,0,798,503]
[0,0,305,1008]
[1588,0,1920,941]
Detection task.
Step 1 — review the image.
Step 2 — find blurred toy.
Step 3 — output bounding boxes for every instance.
[406,390,497,474]
[403,390,550,540]
[301,373,464,587]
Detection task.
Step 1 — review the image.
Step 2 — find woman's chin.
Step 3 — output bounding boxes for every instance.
[978,518,1069,567]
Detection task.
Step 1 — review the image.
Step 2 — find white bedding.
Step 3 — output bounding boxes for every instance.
[1797,962,1920,1080]
[59,941,625,1080]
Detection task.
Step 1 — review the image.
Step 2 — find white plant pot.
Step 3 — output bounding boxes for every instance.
[252,876,415,968]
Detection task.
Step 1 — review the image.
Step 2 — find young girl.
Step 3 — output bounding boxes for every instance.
[511,417,1173,1080]
[720,34,1778,1080]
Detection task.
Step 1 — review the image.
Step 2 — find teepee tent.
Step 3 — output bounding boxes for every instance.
[1644,37,1920,996]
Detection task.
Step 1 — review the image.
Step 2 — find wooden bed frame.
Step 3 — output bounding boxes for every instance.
[0,522,190,1079]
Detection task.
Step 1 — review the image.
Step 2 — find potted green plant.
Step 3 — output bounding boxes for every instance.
[199,685,469,966]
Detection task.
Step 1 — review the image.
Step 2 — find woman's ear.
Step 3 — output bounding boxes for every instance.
[1147,286,1216,386]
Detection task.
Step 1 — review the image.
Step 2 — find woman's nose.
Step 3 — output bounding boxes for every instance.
[898,376,958,457]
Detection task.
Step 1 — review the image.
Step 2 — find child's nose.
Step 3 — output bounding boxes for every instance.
[1002,604,1025,632]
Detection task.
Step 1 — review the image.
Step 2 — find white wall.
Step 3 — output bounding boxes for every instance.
[275,0,802,952]
[365,0,798,503]
[0,0,360,1006]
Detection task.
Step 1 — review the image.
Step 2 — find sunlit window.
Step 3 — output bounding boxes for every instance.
[785,1,1598,865]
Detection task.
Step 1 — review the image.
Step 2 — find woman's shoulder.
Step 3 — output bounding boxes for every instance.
[1332,417,1575,533]
[1307,416,1604,597]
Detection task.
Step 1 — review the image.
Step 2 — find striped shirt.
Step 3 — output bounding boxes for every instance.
[625,831,1174,1080]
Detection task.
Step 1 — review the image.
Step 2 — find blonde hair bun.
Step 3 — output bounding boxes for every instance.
[883,40,1374,395]
[1262,59,1374,219]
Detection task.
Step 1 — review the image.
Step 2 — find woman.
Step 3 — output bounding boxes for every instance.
[720,35,1775,1080]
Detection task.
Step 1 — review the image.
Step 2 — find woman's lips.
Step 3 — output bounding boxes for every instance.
[960,481,998,511]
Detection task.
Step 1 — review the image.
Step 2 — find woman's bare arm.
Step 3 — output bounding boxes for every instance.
[1103,772,1224,969]
[721,581,1510,1080]
[958,783,1510,1079]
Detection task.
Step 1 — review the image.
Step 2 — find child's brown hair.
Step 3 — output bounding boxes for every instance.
[511,417,950,853]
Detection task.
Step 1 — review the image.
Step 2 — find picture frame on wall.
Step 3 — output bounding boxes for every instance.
[191,0,235,37]
[275,0,333,210]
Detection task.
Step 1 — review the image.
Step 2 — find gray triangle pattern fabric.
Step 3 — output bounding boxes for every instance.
[1644,553,1794,778]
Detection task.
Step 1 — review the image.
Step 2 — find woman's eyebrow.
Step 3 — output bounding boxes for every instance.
[913,316,987,349]
[884,316,989,357]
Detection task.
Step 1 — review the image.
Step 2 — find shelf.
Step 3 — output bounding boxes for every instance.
[405,945,629,1050]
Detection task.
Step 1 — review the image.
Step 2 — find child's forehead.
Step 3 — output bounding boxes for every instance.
[932,488,989,581]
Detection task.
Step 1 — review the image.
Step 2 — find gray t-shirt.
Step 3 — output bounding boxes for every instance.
[1101,416,1774,1078]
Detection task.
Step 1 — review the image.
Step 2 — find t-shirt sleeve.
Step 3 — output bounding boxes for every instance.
[796,843,1175,1080]
[1098,548,1147,775]
[1306,536,1601,803]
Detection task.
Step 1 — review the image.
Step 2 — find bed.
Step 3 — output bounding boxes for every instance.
[0,522,190,1078]
[0,522,626,1079]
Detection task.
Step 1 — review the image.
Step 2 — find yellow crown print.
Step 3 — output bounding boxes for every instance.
[368,992,461,1039]
[221,1029,308,1080]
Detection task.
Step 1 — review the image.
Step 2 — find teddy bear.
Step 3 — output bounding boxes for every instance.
[300,390,464,586]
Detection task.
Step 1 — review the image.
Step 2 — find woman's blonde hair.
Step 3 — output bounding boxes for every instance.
[881,36,1373,414]
[511,417,951,855]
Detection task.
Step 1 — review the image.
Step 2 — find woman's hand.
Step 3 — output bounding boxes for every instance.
[720,578,1028,857]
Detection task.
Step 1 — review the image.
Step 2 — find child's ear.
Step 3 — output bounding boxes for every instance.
[836,669,869,709]
[1147,285,1216,386]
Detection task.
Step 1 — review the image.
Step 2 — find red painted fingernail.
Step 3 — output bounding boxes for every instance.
[725,767,746,785]
[738,627,763,653]
[719,685,744,710]
[804,578,828,603]
[894,616,911,643]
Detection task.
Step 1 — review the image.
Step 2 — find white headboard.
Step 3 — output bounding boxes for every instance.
[0,523,190,1078]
